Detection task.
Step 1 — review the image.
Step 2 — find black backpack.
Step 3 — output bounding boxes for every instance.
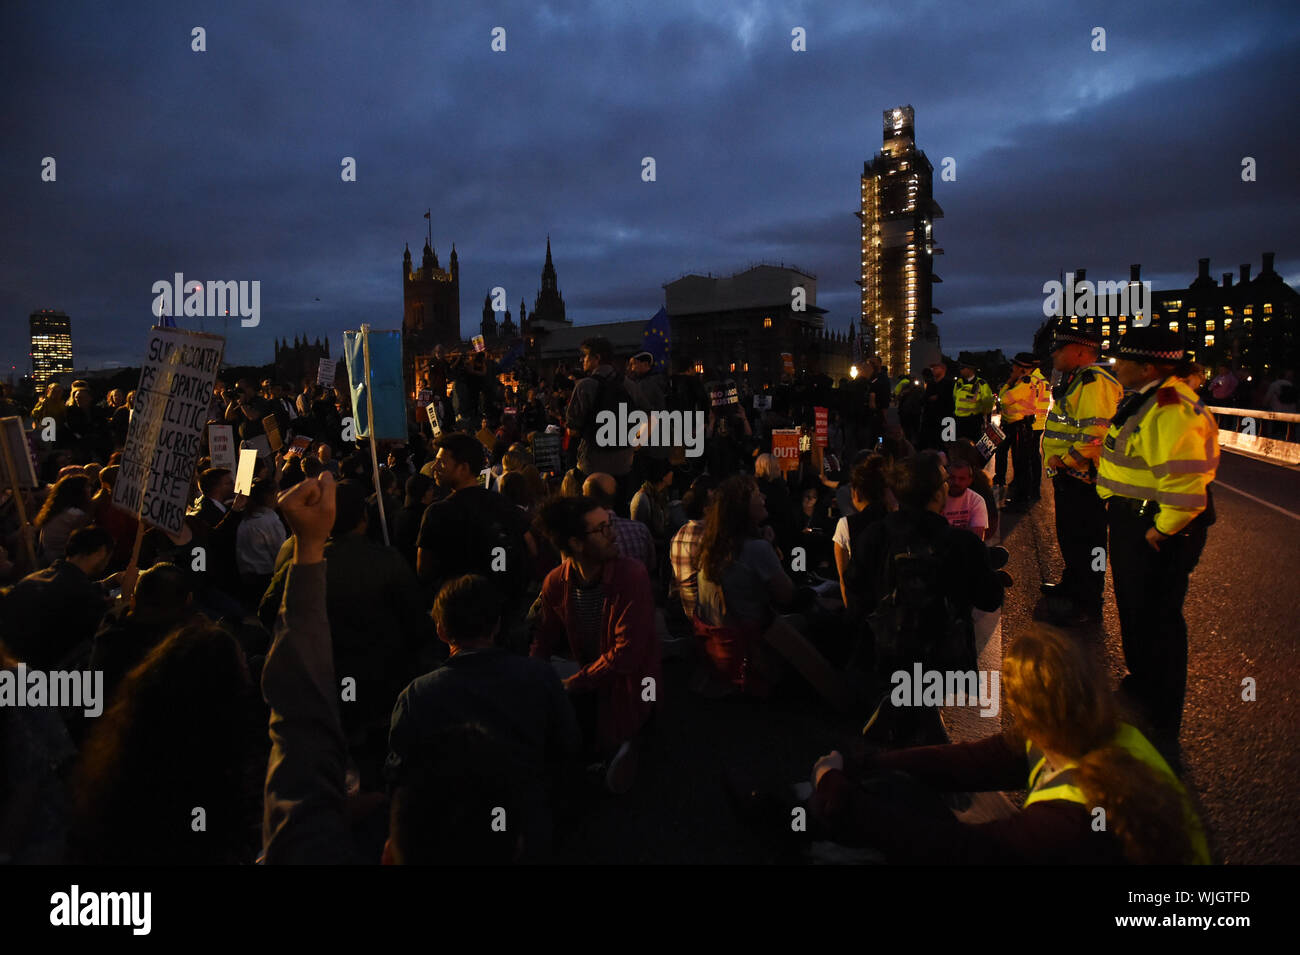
[865,521,975,675]
[477,504,531,610]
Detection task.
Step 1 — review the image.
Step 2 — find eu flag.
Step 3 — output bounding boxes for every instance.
[642,306,671,373]
[499,341,526,373]
[343,327,408,440]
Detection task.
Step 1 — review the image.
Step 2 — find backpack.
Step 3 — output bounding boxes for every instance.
[864,520,976,676]
[478,503,531,611]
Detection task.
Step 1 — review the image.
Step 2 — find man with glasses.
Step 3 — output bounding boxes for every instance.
[532,496,660,794]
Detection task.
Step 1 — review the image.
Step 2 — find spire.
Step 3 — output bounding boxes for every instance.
[545,235,553,267]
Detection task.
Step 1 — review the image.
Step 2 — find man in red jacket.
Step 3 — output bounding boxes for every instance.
[531,495,661,794]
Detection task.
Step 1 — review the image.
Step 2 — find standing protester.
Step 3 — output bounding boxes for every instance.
[952,359,994,444]
[1040,328,1122,626]
[565,338,635,504]
[919,363,954,451]
[1097,329,1219,758]
[995,353,1040,509]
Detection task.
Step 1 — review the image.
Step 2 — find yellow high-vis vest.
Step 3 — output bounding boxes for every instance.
[1029,368,1050,431]
[998,374,1037,424]
[1041,364,1122,470]
[1097,376,1220,536]
[1024,722,1210,864]
[953,376,994,418]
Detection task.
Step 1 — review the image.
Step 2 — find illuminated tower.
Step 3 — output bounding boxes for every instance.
[858,106,943,376]
[29,309,73,389]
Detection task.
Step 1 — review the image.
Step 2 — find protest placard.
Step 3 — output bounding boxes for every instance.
[0,417,39,489]
[234,447,258,496]
[708,380,740,408]
[288,434,312,456]
[472,335,486,353]
[112,327,225,534]
[781,353,795,377]
[771,429,801,473]
[532,432,562,473]
[975,422,1006,464]
[426,401,442,437]
[814,406,828,448]
[317,357,336,388]
[208,424,236,470]
[262,414,283,452]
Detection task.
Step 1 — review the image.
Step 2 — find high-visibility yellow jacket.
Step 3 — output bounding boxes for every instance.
[998,373,1038,424]
[1024,722,1210,864]
[1097,376,1220,536]
[1029,368,1050,431]
[1042,364,1122,471]
[953,376,994,418]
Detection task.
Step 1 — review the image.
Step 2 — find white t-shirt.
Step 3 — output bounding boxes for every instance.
[833,516,852,555]
[942,489,988,537]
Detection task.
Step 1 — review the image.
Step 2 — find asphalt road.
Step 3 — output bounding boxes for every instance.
[997,449,1300,865]
[552,449,1299,864]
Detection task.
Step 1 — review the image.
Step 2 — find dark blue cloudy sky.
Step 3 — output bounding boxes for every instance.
[2,0,1297,377]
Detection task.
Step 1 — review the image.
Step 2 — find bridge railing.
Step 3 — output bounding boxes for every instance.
[1206,406,1300,466]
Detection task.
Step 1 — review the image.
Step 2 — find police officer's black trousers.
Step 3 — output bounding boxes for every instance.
[1107,500,1207,734]
[1052,473,1107,612]
[993,420,1016,486]
[1020,428,1043,500]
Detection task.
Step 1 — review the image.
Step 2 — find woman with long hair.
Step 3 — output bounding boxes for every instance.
[695,475,855,713]
[808,624,1210,864]
[34,473,93,564]
[69,620,266,864]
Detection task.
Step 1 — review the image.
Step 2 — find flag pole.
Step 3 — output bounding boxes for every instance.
[360,324,391,547]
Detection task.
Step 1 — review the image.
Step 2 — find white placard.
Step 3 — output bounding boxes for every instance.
[113,326,225,533]
[234,448,259,496]
[317,357,336,388]
[208,424,236,470]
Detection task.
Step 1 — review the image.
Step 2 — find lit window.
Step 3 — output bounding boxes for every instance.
[729,363,736,373]
[1187,309,1196,319]
[763,317,773,328]
[1204,335,1214,347]
[1070,317,1079,326]
[1243,306,1252,316]
[1206,320,1216,332]
[1224,318,1232,328]
[1168,321,1179,333]
[1102,339,1111,349]
[1102,325,1110,335]
[693,362,704,374]
[1264,303,1273,315]
[1224,307,1233,317]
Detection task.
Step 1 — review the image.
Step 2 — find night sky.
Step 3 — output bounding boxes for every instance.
[2,0,1297,378]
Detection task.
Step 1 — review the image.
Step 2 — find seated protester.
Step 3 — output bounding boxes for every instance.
[754,454,796,557]
[844,451,1006,746]
[260,479,432,791]
[694,475,857,715]
[0,640,76,864]
[235,479,287,608]
[833,455,891,606]
[90,465,137,571]
[530,496,660,794]
[807,625,1210,864]
[668,475,717,620]
[948,439,999,540]
[630,457,673,545]
[386,575,580,861]
[34,474,93,565]
[793,484,836,575]
[582,472,654,576]
[69,619,267,864]
[90,562,197,707]
[940,458,989,541]
[391,474,434,571]
[1,525,114,670]
[417,433,534,616]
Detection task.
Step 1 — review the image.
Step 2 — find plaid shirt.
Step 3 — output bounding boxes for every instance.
[612,515,655,574]
[669,519,706,617]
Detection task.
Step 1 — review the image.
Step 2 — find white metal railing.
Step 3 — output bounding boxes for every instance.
[1206,405,1300,466]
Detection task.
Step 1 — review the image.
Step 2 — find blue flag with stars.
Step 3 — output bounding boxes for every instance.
[642,306,670,373]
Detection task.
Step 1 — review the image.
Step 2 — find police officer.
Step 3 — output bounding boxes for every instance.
[1098,328,1218,753]
[952,358,994,444]
[995,352,1041,508]
[1040,327,1123,625]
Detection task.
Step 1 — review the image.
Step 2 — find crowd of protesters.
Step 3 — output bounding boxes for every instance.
[0,337,1216,865]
